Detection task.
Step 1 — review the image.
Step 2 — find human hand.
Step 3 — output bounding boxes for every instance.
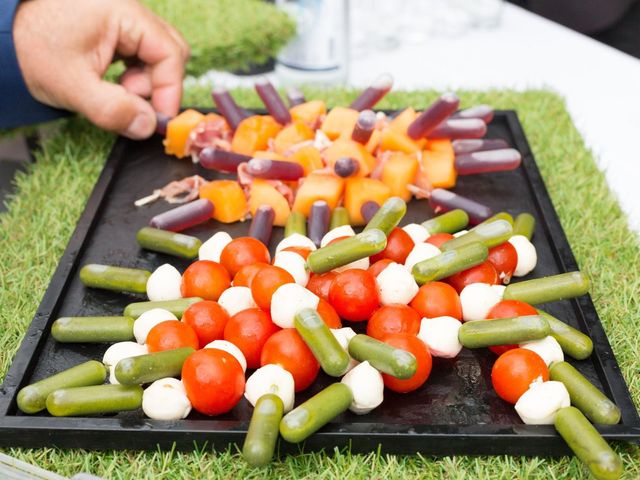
[13,0,189,139]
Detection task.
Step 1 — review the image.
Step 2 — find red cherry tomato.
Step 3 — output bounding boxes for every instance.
[182,349,245,415]
[367,304,421,340]
[317,298,342,328]
[306,271,337,301]
[182,300,230,348]
[281,246,312,260]
[232,262,270,288]
[220,237,270,277]
[409,281,462,320]
[260,328,320,392]
[447,260,499,293]
[380,333,432,393]
[425,232,455,248]
[250,265,295,310]
[488,242,518,284]
[146,320,199,353]
[368,259,394,279]
[328,269,380,322]
[491,348,549,404]
[181,260,231,301]
[223,308,279,369]
[370,228,414,264]
[486,300,538,355]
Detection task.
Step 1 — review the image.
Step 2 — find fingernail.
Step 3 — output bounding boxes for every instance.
[126,113,154,139]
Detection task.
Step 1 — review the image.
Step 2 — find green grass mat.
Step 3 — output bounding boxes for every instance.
[1,89,639,479]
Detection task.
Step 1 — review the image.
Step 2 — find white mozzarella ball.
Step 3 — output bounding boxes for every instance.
[142,378,191,420]
[491,284,506,298]
[404,243,441,272]
[204,339,247,372]
[245,364,295,412]
[133,308,178,344]
[508,235,537,277]
[520,336,564,366]
[103,341,148,384]
[199,231,232,262]
[460,283,503,321]
[275,233,317,254]
[270,283,319,328]
[375,262,419,306]
[514,381,570,425]
[218,286,257,317]
[418,316,463,358]
[341,361,384,415]
[402,223,429,244]
[330,327,359,373]
[333,256,370,273]
[146,264,182,302]
[273,251,310,286]
[321,225,356,247]
[453,229,468,238]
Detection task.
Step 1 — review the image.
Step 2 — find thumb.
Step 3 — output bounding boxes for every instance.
[71,73,157,139]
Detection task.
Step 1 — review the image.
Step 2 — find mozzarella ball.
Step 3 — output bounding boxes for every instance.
[321,225,356,247]
[103,341,148,384]
[270,283,319,328]
[275,233,317,254]
[453,229,468,238]
[520,336,564,366]
[515,381,570,425]
[330,327,359,373]
[402,223,429,244]
[333,256,370,273]
[273,251,310,286]
[133,308,178,344]
[375,262,419,306]
[508,235,537,277]
[142,378,191,420]
[460,283,503,321]
[404,243,441,272]
[204,339,247,372]
[491,284,506,298]
[199,231,232,262]
[341,361,384,415]
[146,264,182,302]
[245,364,295,412]
[418,316,463,358]
[218,286,257,317]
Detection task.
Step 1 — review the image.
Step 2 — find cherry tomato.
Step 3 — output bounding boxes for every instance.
[367,304,421,340]
[223,308,279,369]
[181,260,231,301]
[146,320,199,353]
[409,281,462,320]
[182,300,230,348]
[306,271,337,301]
[182,348,245,415]
[488,242,518,284]
[250,265,295,310]
[446,260,499,293]
[317,298,342,328]
[370,228,414,264]
[425,232,455,248]
[491,348,549,404]
[486,300,538,355]
[329,269,380,322]
[260,328,320,392]
[220,237,270,277]
[232,262,270,288]
[281,246,312,260]
[368,259,394,279]
[380,333,432,393]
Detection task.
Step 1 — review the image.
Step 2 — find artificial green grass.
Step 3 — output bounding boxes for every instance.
[1,89,639,479]
[143,0,295,76]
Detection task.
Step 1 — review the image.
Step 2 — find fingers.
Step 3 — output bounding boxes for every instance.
[120,65,153,98]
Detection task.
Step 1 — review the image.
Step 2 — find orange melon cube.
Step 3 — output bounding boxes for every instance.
[273,121,315,155]
[321,107,359,140]
[381,153,419,202]
[231,115,282,156]
[199,180,248,223]
[344,177,391,225]
[290,100,327,127]
[379,128,421,154]
[292,174,345,217]
[364,128,382,154]
[427,139,455,155]
[323,139,375,176]
[289,146,324,175]
[422,149,457,189]
[248,179,291,227]
[253,150,286,161]
[163,109,205,158]
[388,108,417,134]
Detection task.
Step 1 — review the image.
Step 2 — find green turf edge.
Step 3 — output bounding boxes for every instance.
[1,88,639,479]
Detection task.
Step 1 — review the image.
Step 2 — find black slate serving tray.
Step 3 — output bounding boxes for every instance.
[0,110,638,455]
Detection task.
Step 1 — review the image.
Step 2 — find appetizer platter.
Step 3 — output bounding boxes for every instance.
[0,77,638,479]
